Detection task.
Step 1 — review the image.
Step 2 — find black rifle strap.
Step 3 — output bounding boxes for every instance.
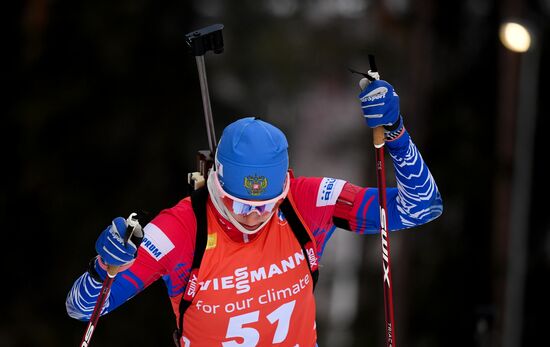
[279,198,319,289]
[190,186,209,269]
[173,186,208,347]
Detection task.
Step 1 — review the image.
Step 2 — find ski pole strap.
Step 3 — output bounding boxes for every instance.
[87,257,104,283]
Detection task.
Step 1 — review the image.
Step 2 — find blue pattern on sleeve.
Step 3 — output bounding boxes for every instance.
[356,130,443,233]
[65,266,142,321]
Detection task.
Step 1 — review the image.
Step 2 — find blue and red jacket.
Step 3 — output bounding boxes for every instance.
[66,129,442,336]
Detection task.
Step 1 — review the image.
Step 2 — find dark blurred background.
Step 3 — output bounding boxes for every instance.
[4,0,550,346]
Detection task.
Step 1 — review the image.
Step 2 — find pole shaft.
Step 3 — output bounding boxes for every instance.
[79,275,115,347]
[374,126,397,347]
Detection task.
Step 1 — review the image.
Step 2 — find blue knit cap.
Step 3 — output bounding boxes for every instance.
[215,117,289,200]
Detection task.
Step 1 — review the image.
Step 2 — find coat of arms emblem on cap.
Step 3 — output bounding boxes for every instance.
[244,175,268,196]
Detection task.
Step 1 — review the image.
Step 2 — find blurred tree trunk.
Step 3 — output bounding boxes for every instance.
[397,0,435,345]
[493,0,523,346]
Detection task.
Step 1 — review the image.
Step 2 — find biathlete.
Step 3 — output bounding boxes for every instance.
[66,77,443,346]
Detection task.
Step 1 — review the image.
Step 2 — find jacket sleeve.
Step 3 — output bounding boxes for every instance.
[385,129,443,229]
[66,199,196,321]
[65,245,162,321]
[334,128,443,234]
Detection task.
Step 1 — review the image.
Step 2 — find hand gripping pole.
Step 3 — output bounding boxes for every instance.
[79,214,142,347]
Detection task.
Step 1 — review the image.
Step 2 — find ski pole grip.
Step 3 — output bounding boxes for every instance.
[106,265,120,278]
[105,213,142,278]
[368,54,385,147]
[373,126,386,147]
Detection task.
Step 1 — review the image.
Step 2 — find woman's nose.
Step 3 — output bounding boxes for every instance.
[244,212,263,224]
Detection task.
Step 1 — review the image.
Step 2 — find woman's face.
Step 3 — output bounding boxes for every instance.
[229,200,283,231]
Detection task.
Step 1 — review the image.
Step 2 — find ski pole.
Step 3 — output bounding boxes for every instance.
[185,24,224,180]
[79,213,142,347]
[368,54,397,347]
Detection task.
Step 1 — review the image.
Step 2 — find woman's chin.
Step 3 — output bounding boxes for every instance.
[241,223,261,231]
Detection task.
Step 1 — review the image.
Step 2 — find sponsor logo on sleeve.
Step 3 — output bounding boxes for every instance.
[141,223,175,260]
[316,177,346,207]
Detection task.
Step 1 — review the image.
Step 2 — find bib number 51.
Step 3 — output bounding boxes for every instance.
[223,300,296,346]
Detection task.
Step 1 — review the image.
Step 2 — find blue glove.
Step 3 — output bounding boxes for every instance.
[359,79,400,128]
[95,217,142,266]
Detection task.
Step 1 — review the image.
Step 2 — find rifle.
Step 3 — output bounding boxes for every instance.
[185,24,224,189]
